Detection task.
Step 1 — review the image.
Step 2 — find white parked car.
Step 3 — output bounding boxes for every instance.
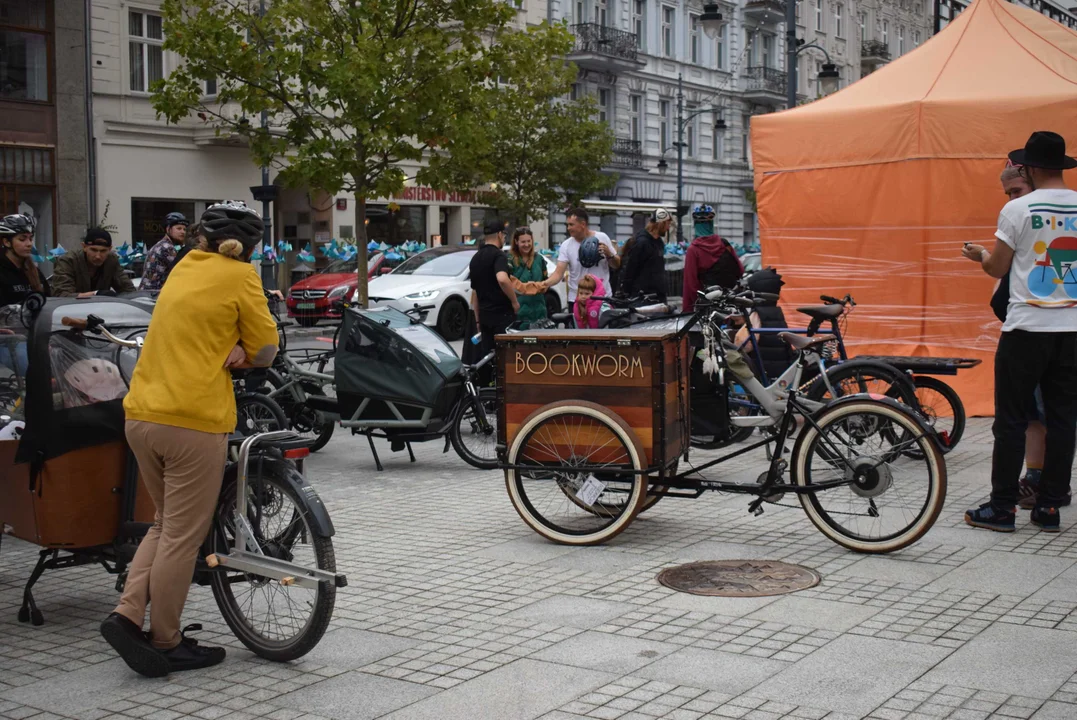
[354,245,567,341]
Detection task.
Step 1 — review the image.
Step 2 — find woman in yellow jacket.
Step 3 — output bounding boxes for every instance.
[100,201,280,678]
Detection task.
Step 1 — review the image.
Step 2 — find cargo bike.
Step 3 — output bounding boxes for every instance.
[0,296,346,661]
[495,288,948,553]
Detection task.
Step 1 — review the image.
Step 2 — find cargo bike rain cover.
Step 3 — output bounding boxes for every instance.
[14,297,153,465]
[335,306,461,411]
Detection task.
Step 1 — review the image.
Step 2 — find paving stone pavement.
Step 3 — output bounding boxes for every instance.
[2,416,1076,720]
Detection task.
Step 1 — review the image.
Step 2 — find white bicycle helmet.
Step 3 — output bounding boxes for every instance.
[64,358,128,403]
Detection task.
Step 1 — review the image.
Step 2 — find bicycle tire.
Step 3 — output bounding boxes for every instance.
[791,398,946,553]
[906,376,965,456]
[506,401,646,545]
[449,386,499,470]
[805,360,920,410]
[206,461,337,661]
[234,392,288,436]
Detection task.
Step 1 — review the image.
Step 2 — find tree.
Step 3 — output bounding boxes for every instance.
[455,25,615,229]
[154,0,517,304]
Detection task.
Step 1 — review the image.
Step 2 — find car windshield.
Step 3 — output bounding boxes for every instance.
[743,255,762,273]
[323,259,360,274]
[392,248,474,277]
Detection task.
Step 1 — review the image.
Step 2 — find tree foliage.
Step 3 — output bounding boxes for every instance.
[154,0,517,302]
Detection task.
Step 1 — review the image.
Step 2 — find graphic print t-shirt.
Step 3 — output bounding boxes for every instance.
[997,188,1077,332]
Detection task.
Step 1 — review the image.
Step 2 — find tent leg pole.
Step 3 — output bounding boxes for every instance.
[366,432,383,472]
[406,442,416,463]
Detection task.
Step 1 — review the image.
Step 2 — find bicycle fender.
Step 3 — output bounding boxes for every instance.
[813,393,944,451]
[222,457,336,538]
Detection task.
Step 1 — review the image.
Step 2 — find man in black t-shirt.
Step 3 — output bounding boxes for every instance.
[469,219,519,379]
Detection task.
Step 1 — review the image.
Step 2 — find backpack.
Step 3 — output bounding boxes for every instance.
[698,238,745,290]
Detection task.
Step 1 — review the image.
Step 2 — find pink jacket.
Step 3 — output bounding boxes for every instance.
[574,277,611,329]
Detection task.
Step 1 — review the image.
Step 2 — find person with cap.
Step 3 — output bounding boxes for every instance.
[682,205,744,313]
[52,228,136,298]
[99,201,280,678]
[469,219,519,382]
[140,212,189,294]
[962,131,1077,534]
[543,208,619,311]
[619,208,671,301]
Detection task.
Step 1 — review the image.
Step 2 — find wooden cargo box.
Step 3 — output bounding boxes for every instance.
[497,329,691,471]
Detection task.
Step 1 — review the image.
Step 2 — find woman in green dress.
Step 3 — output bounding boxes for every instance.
[507,227,548,329]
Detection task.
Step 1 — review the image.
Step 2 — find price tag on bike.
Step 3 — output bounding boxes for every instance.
[577,475,607,507]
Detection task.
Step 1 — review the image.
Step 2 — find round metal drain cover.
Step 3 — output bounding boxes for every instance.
[656,560,820,597]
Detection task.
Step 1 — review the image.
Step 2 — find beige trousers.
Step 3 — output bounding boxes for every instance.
[115,420,227,649]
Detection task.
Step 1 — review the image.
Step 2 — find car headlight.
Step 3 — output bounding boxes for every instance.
[402,290,440,300]
[328,285,351,300]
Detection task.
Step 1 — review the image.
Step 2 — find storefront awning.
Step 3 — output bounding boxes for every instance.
[581,200,678,214]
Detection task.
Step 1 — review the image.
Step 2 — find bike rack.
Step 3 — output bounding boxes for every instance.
[205,430,347,590]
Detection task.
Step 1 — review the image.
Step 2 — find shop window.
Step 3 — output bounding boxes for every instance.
[0,0,49,102]
[367,204,428,246]
[131,199,212,248]
[0,145,54,254]
[468,208,507,242]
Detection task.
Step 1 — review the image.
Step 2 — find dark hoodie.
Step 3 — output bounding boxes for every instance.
[682,234,743,312]
[0,252,50,306]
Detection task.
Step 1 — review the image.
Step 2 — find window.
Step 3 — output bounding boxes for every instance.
[0,1,49,102]
[662,6,674,57]
[898,25,905,54]
[763,34,774,68]
[690,14,700,64]
[914,29,921,47]
[815,0,823,32]
[660,99,672,151]
[744,213,756,249]
[594,0,607,26]
[597,88,611,124]
[741,114,750,161]
[712,125,724,161]
[835,3,844,38]
[576,0,585,22]
[882,19,889,47]
[859,12,866,42]
[0,145,55,253]
[747,30,759,66]
[632,0,645,49]
[129,10,164,93]
[796,0,801,22]
[716,23,728,69]
[204,77,217,97]
[629,94,642,142]
[686,107,697,156]
[570,83,580,101]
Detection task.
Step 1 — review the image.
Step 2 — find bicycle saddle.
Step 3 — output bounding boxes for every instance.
[551,312,573,324]
[779,333,836,352]
[796,305,844,320]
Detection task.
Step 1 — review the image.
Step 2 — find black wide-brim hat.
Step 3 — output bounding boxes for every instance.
[1009,131,1077,170]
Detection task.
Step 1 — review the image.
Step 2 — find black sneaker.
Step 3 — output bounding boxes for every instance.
[1018,479,1072,509]
[100,613,170,678]
[965,503,1016,532]
[161,624,226,673]
[1031,506,1062,533]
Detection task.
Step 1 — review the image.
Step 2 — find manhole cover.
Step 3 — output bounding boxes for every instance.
[656,560,820,597]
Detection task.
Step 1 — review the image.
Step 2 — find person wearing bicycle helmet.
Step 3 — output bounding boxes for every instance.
[619,208,671,301]
[101,200,279,678]
[682,205,743,313]
[0,214,50,306]
[544,208,619,310]
[140,212,189,294]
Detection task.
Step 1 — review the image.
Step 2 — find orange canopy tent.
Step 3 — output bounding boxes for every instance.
[751,0,1077,416]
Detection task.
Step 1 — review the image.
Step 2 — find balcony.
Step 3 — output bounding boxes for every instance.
[608,139,643,169]
[567,23,645,73]
[861,39,891,70]
[743,66,787,105]
[744,0,786,24]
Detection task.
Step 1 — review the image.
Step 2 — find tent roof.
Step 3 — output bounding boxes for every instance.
[752,0,1077,173]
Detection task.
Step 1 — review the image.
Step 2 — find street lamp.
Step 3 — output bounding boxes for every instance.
[787,36,843,106]
[700,4,724,39]
[818,62,840,96]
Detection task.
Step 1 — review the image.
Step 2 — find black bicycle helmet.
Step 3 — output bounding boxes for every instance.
[578,236,601,268]
[0,214,36,237]
[164,212,188,228]
[200,201,264,248]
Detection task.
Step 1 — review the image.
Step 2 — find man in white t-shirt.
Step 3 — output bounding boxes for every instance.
[962,131,1077,534]
[543,207,619,306]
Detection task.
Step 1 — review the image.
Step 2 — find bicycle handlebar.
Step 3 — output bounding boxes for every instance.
[61,315,143,349]
[820,293,856,307]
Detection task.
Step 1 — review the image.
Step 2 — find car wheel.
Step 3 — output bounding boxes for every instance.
[544,291,560,317]
[296,317,319,328]
[437,297,468,341]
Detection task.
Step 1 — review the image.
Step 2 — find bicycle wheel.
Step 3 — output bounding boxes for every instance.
[906,376,965,456]
[505,401,646,545]
[450,387,499,470]
[806,360,919,409]
[235,392,288,436]
[267,370,335,452]
[792,398,946,553]
[206,460,336,661]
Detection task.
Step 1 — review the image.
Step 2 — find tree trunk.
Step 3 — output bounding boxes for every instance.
[355,195,369,307]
